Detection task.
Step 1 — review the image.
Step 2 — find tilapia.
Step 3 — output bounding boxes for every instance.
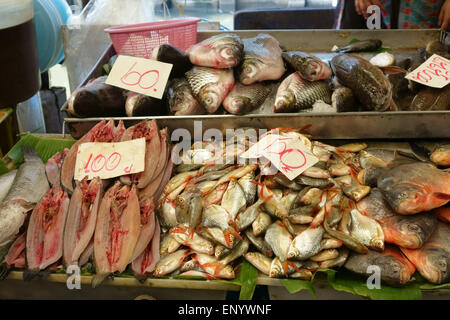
[238,34,286,84]
[223,82,271,115]
[282,51,332,81]
[0,147,49,258]
[345,245,416,287]
[332,39,382,53]
[357,188,437,249]
[61,120,124,193]
[401,222,450,284]
[273,73,331,113]
[63,177,103,267]
[120,120,162,189]
[287,226,324,260]
[331,54,393,111]
[0,170,17,204]
[264,221,292,261]
[26,185,70,274]
[131,218,160,280]
[430,144,450,167]
[167,78,205,116]
[185,66,234,113]
[187,33,243,69]
[93,182,141,287]
[377,162,450,214]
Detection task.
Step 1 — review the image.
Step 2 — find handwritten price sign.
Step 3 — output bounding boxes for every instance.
[74,138,146,180]
[241,134,318,180]
[405,54,450,88]
[106,55,173,99]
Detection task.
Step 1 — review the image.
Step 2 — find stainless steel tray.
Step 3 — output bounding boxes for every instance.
[62,29,450,139]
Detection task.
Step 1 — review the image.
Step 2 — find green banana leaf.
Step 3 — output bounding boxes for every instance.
[280,278,316,298]
[7,133,75,165]
[0,158,8,175]
[227,261,259,300]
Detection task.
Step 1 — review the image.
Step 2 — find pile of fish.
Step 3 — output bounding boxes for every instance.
[66,34,450,118]
[0,121,449,288]
[151,129,450,286]
[0,119,171,287]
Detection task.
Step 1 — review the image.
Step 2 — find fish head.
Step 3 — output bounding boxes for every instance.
[273,89,295,112]
[226,96,252,114]
[422,247,450,284]
[239,58,263,84]
[215,42,243,67]
[199,88,220,113]
[383,182,427,214]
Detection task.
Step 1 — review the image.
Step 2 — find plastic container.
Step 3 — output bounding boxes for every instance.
[104,18,201,58]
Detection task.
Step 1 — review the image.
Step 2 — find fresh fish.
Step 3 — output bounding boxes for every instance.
[238,172,257,205]
[5,232,26,268]
[301,167,331,179]
[26,185,70,274]
[202,205,240,247]
[79,238,94,267]
[338,143,367,153]
[349,209,384,251]
[45,149,68,187]
[185,66,234,113]
[63,177,103,267]
[295,187,323,207]
[238,34,286,84]
[61,120,124,193]
[208,164,258,193]
[273,73,331,113]
[335,175,371,202]
[193,253,235,279]
[66,76,126,118]
[201,227,234,249]
[357,188,437,249]
[120,120,161,189]
[295,175,333,188]
[236,197,267,231]
[430,144,450,167]
[0,170,17,203]
[331,54,393,111]
[151,43,193,77]
[131,219,160,280]
[332,39,382,53]
[194,167,235,184]
[215,245,231,260]
[288,214,313,225]
[319,247,349,269]
[435,206,450,223]
[409,86,450,111]
[180,259,202,273]
[264,221,292,261]
[170,225,214,255]
[323,217,369,254]
[258,184,288,219]
[244,252,272,276]
[0,147,49,257]
[223,82,271,115]
[345,245,416,287]
[167,78,205,116]
[252,211,272,236]
[377,162,450,215]
[162,170,198,198]
[273,174,303,191]
[154,249,190,277]
[124,91,166,117]
[245,229,273,258]
[287,226,324,260]
[188,192,203,229]
[93,183,141,287]
[425,40,450,59]
[282,51,332,81]
[187,33,243,69]
[401,222,450,284]
[160,233,181,256]
[329,161,351,176]
[219,237,250,265]
[131,196,157,261]
[310,249,339,262]
[290,269,313,280]
[320,238,343,250]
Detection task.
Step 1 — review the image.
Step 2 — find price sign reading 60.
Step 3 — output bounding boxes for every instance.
[106,55,173,99]
[74,138,146,181]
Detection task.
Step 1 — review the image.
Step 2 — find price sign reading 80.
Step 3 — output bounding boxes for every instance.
[74,138,145,181]
[106,55,173,99]
[263,137,307,173]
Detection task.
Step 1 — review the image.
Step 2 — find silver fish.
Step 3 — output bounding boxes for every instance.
[349,209,384,251]
[0,170,17,203]
[244,252,272,276]
[245,229,273,257]
[252,211,272,236]
[154,249,190,277]
[238,172,257,205]
[221,179,247,219]
[264,222,292,261]
[219,237,250,265]
[287,226,324,260]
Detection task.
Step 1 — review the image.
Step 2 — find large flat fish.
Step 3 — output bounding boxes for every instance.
[345,245,416,287]
[357,188,437,249]
[93,182,141,287]
[0,147,49,258]
[377,162,450,215]
[401,222,450,284]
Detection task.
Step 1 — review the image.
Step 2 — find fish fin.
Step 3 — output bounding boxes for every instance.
[379,66,407,75]
[435,193,450,201]
[22,146,40,162]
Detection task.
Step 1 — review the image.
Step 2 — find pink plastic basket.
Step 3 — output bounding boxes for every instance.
[104,18,201,58]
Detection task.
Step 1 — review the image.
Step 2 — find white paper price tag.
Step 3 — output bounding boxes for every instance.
[405,54,450,88]
[106,55,173,99]
[74,138,146,180]
[241,134,319,180]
